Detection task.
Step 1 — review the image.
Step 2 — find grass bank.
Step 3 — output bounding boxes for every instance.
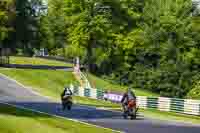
[10,56,72,67]
[0,103,118,133]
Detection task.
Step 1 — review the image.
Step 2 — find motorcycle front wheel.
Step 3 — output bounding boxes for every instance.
[123,111,128,119]
[67,102,72,110]
[130,109,136,120]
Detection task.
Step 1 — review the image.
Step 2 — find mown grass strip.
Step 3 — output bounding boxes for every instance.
[10,56,72,67]
[0,103,119,133]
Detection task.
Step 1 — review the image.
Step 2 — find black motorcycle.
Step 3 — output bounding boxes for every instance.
[61,95,73,110]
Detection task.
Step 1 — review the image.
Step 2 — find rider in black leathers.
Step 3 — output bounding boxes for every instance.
[61,87,72,98]
[61,87,73,110]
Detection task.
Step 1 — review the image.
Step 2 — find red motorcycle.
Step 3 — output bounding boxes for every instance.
[123,99,139,120]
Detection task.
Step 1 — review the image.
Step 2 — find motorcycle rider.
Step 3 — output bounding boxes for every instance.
[61,87,73,110]
[121,87,136,112]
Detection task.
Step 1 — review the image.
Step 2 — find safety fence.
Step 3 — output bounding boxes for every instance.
[137,97,200,115]
[70,84,104,100]
[70,84,200,116]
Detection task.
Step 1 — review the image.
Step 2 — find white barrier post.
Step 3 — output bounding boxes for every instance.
[158,97,171,112]
[137,96,147,109]
[78,86,84,97]
[184,99,200,115]
[90,88,97,99]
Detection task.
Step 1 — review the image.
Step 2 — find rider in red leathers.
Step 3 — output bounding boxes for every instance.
[121,87,136,112]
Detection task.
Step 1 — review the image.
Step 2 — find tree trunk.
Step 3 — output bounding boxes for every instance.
[87,43,93,72]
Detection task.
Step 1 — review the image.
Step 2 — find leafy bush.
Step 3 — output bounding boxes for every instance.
[187,80,200,100]
[16,49,23,56]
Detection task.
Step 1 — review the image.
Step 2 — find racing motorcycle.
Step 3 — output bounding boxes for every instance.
[61,95,73,110]
[123,99,139,120]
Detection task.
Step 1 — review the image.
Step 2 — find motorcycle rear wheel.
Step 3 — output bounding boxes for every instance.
[67,105,71,110]
[130,114,136,120]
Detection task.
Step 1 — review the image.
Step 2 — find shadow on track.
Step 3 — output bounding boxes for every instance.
[0,103,50,118]
[2,101,125,120]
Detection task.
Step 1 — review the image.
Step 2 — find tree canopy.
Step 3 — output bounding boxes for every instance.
[0,0,14,46]
[1,0,200,99]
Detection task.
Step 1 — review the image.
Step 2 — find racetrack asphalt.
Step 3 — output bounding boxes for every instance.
[0,75,199,133]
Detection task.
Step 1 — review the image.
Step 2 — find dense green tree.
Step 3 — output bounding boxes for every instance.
[15,0,43,55]
[40,0,68,53]
[125,0,200,97]
[64,0,113,71]
[0,0,14,46]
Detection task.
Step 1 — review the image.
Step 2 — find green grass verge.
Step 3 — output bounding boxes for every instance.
[86,73,159,97]
[140,108,200,125]
[10,56,73,67]
[0,68,119,108]
[9,56,158,97]
[0,69,78,98]
[0,103,117,133]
